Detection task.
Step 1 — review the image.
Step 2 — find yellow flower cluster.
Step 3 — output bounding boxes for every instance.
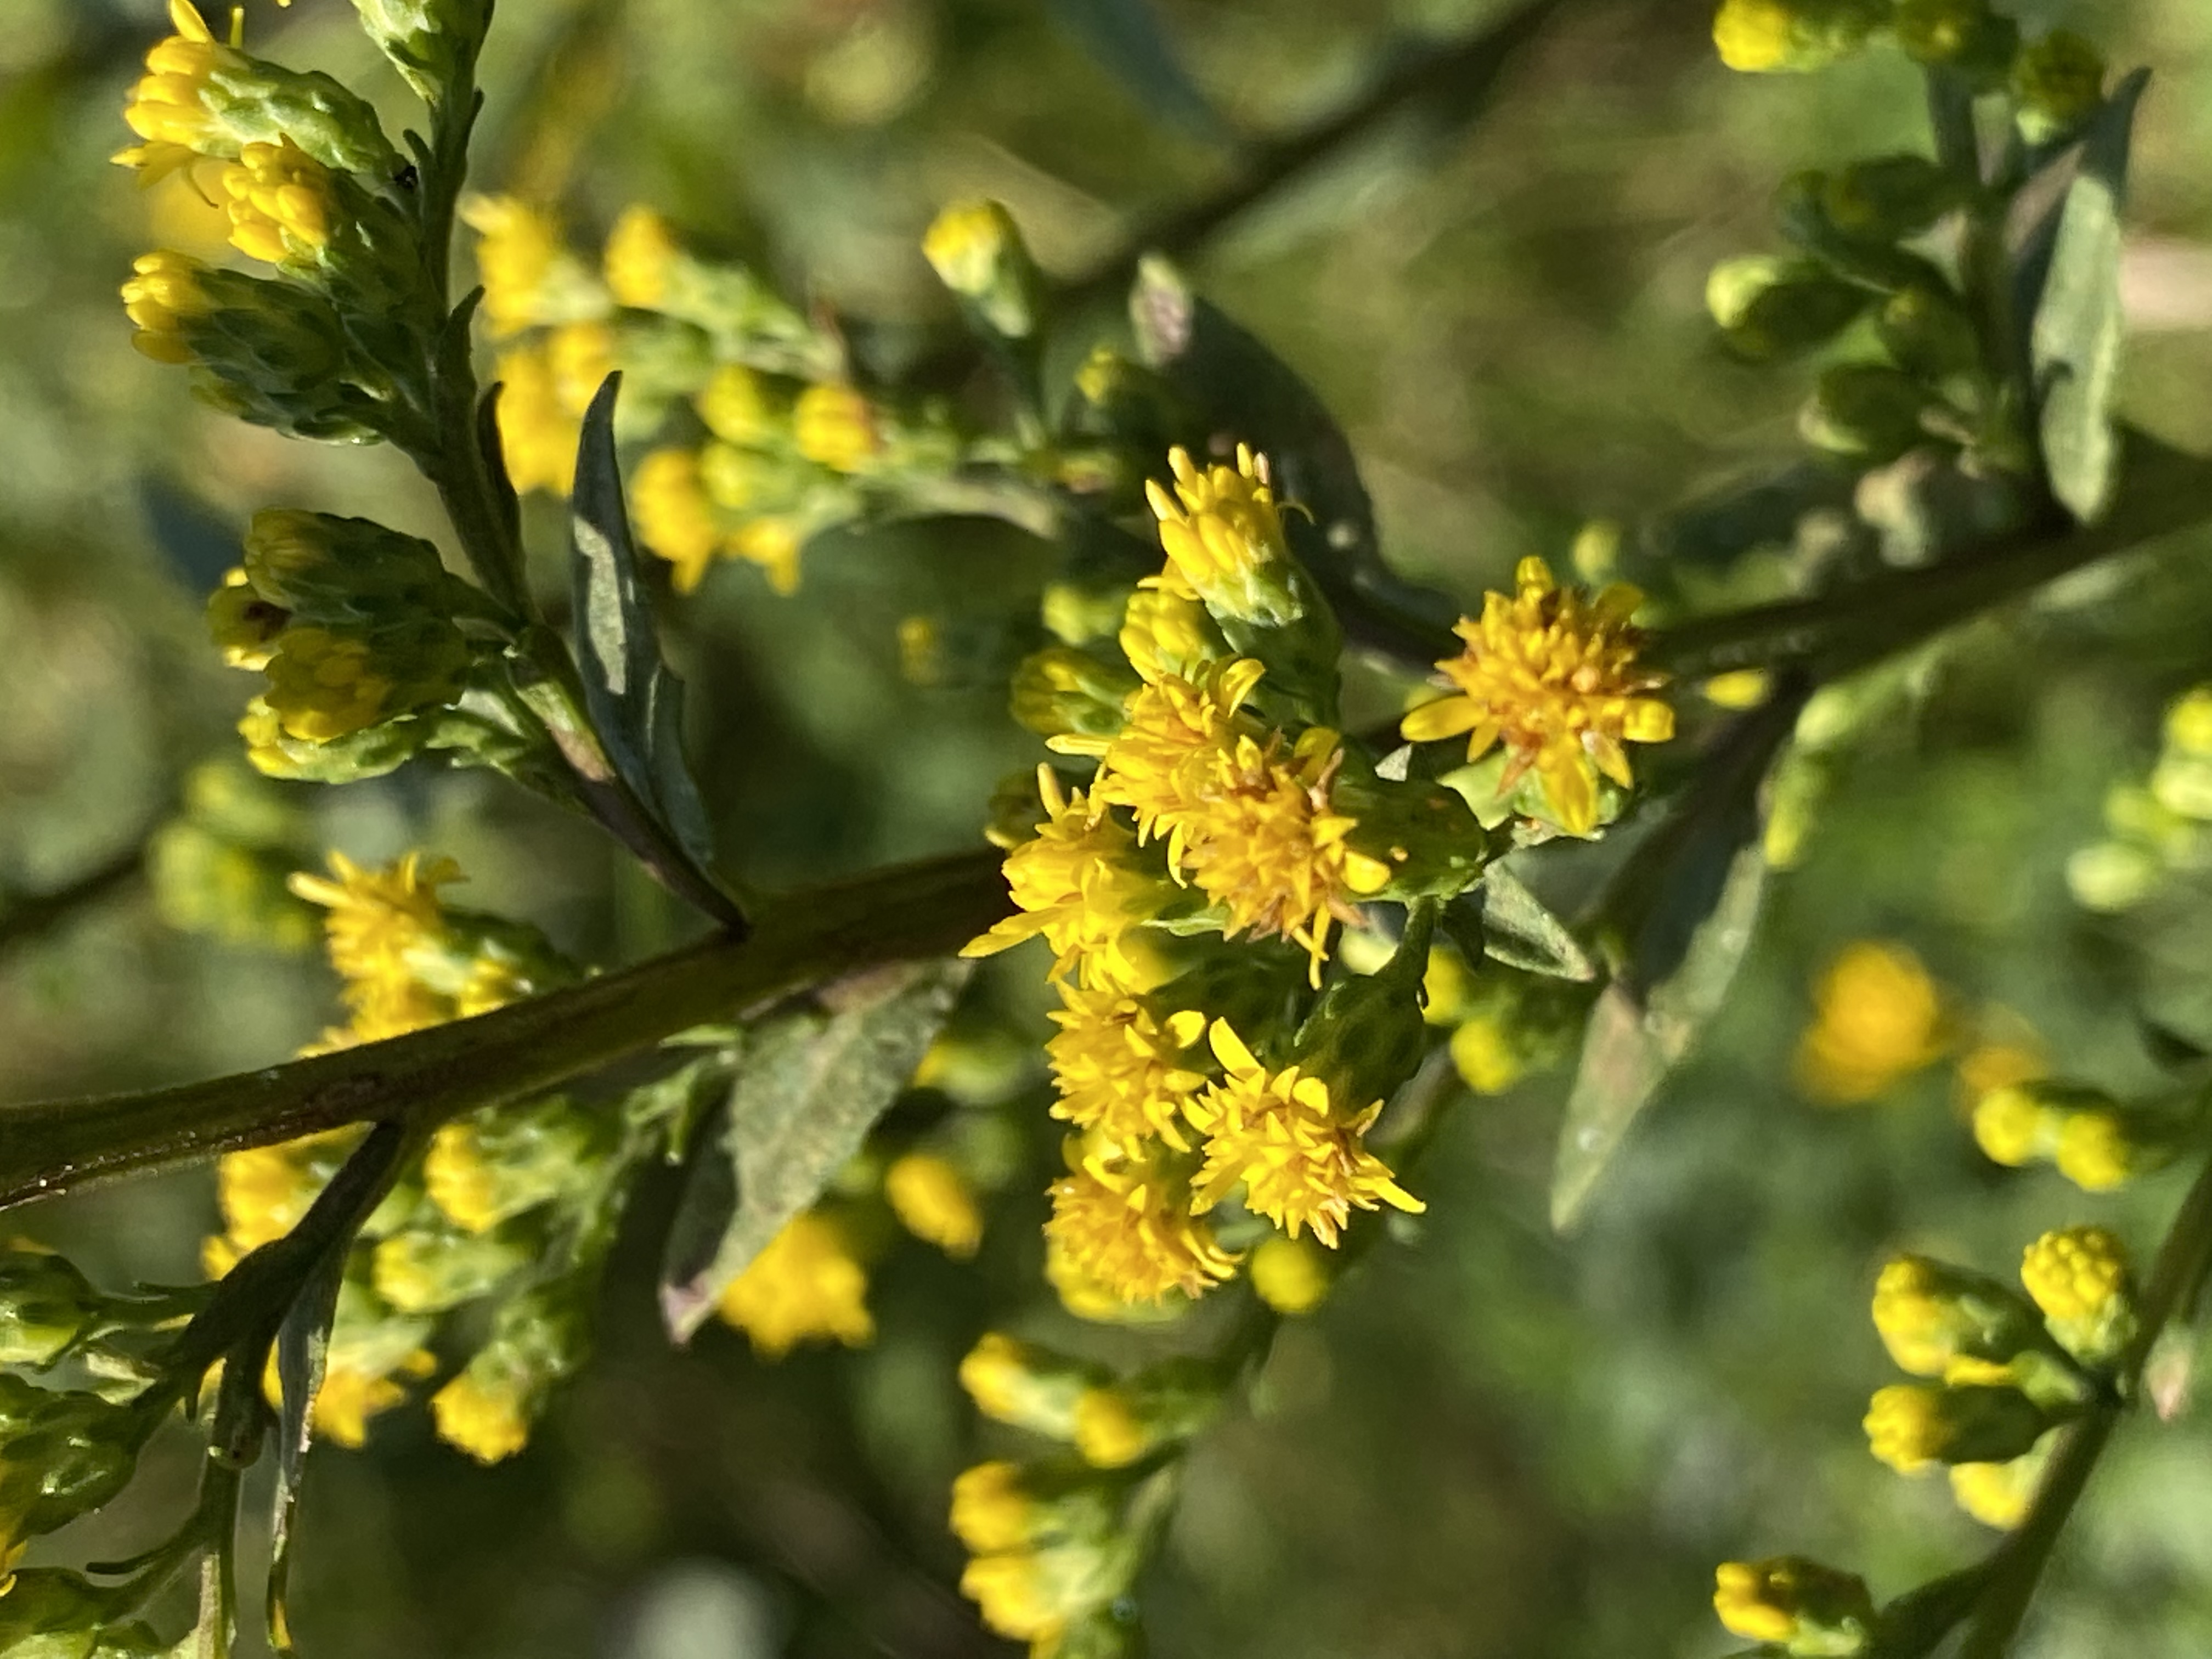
[1400,556,1672,838]
[1795,939,1946,1103]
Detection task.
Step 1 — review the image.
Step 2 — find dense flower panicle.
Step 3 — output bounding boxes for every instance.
[1143,444,1301,625]
[1184,1020,1420,1246]
[1400,556,1672,838]
[884,1153,984,1259]
[715,1211,875,1359]
[120,249,215,363]
[221,137,333,267]
[1046,985,1207,1149]
[963,770,1169,990]
[1796,940,1946,1102]
[461,195,567,337]
[1045,1138,1239,1304]
[604,205,680,309]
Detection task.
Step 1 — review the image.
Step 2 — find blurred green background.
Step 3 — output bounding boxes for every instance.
[5,0,2212,1654]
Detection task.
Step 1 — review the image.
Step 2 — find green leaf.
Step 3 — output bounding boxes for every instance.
[2030,69,2148,524]
[1044,0,1229,143]
[1550,686,1809,1231]
[1128,257,1460,665]
[568,372,729,898]
[659,960,969,1341]
[1475,864,1596,981]
[1869,1565,1992,1659]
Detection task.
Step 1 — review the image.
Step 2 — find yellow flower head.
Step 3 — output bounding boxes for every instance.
[960,1543,1121,1648]
[793,384,883,473]
[1118,587,1220,685]
[1950,1444,2047,1531]
[258,627,391,741]
[1045,1137,1239,1305]
[958,1332,1097,1437]
[633,448,721,592]
[1250,1234,1331,1314]
[1046,984,1207,1150]
[1143,444,1302,626]
[461,195,566,338]
[922,199,1018,300]
[884,1152,984,1259]
[963,769,1170,991]
[697,363,778,447]
[1796,940,1946,1103]
[291,850,456,988]
[1973,1084,2057,1166]
[1186,1020,1422,1246]
[120,249,214,364]
[431,1370,531,1464]
[2054,1109,2153,1193]
[1712,1556,1875,1651]
[715,1211,874,1359]
[114,1,245,181]
[2021,1226,2137,1362]
[949,1460,1037,1555]
[1401,556,1673,838]
[1173,727,1390,981]
[605,205,681,309]
[1864,1381,2049,1475]
[1712,0,1794,71]
[492,341,580,495]
[1074,657,1266,847]
[221,137,334,267]
[309,1350,435,1449]
[1864,1383,1947,1473]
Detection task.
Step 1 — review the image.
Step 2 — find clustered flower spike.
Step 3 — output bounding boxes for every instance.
[1400,556,1673,838]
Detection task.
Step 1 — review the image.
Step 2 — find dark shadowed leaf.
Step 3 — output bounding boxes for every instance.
[660,960,969,1341]
[1476,864,1596,981]
[2029,70,2148,524]
[569,372,727,888]
[1043,0,1229,142]
[1551,683,1811,1231]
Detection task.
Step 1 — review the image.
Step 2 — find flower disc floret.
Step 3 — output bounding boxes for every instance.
[1401,556,1672,837]
[1185,1020,1423,1247]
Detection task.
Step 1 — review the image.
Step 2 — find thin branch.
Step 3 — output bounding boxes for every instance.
[0,848,1008,1214]
[0,840,150,961]
[1060,0,1568,308]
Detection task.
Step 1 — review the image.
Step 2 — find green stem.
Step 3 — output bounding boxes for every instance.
[0,849,1007,1214]
[1956,1149,2212,1657]
[1648,431,2212,681]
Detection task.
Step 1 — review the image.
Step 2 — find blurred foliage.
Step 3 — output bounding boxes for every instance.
[5,0,2212,1655]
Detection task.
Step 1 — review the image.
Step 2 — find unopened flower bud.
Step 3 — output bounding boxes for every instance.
[1706,257,1867,361]
[1011,646,1141,744]
[1250,1235,1332,1316]
[1877,285,1982,380]
[948,1459,1121,1556]
[1824,156,1963,242]
[1801,364,1931,462]
[349,0,492,101]
[1949,1434,2053,1530]
[793,384,883,473]
[1712,0,1884,75]
[1073,1358,1222,1469]
[1143,445,1311,631]
[1870,1254,2044,1381]
[2014,32,2106,146]
[2020,1226,2137,1364]
[1894,0,2018,77]
[923,199,1040,339]
[1864,1381,2054,1474]
[0,1248,102,1369]
[0,1378,153,1543]
[0,1568,165,1657]
[1713,1556,1874,1656]
[960,1333,1107,1441]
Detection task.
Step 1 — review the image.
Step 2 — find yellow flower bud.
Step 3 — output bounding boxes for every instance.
[2020,1226,2136,1363]
[1250,1235,1331,1316]
[793,383,882,473]
[605,204,681,309]
[1713,1556,1874,1655]
[1864,1383,2051,1475]
[958,1333,1103,1441]
[884,1152,984,1260]
[1869,1255,2041,1380]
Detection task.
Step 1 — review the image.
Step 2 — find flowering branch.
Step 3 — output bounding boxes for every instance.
[0,849,1007,1215]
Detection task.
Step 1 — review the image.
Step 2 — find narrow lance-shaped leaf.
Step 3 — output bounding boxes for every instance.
[569,371,732,902]
[1043,0,1231,143]
[1472,863,1597,981]
[2030,69,2149,524]
[660,960,970,1341]
[1551,681,1810,1231]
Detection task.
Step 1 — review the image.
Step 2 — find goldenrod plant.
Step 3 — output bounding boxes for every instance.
[1,0,2211,1653]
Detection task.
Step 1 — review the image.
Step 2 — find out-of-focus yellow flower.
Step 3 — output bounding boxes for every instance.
[493,341,580,495]
[120,249,215,364]
[309,1350,436,1449]
[884,1153,983,1259]
[461,195,566,337]
[697,363,778,446]
[1250,1235,1331,1314]
[1045,1137,1238,1305]
[1795,940,1946,1103]
[1186,1020,1421,1248]
[431,1370,531,1464]
[632,448,721,592]
[960,1542,1124,1650]
[1712,1556,1875,1652]
[715,1211,874,1359]
[205,1130,358,1274]
[604,205,680,309]
[1400,557,1672,838]
[793,384,882,472]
